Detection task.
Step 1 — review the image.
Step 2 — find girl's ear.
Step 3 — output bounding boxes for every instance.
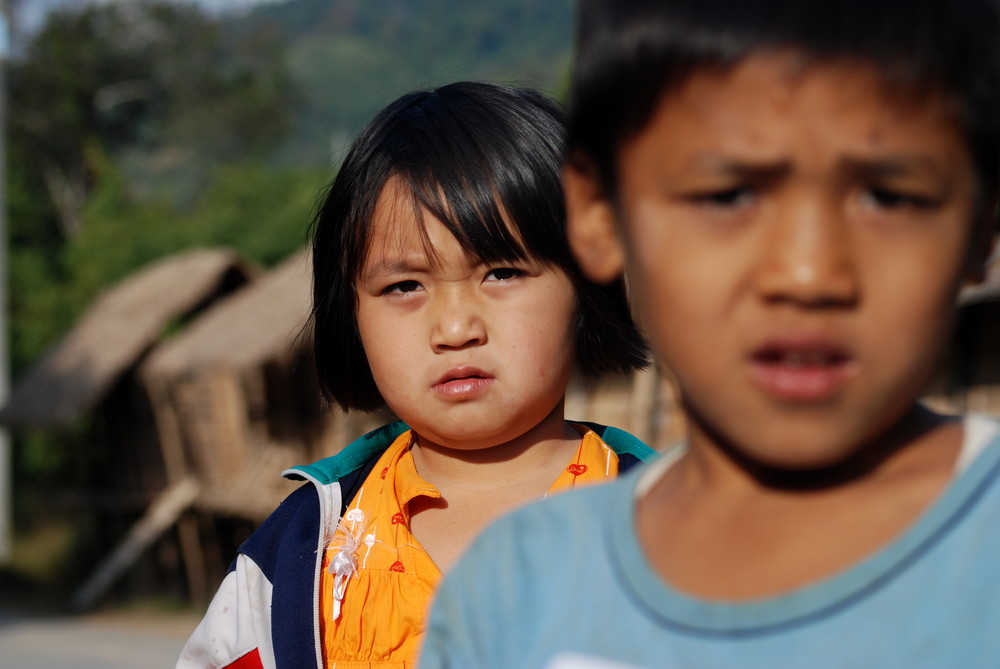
[565,159,625,284]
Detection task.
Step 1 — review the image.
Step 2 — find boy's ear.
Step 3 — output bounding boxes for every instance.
[564,158,625,284]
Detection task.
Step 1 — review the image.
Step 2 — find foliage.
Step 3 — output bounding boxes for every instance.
[7,0,302,369]
[10,151,325,374]
[241,0,573,164]
[9,0,295,238]
[9,151,325,556]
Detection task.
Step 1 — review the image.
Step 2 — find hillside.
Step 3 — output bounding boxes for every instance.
[236,0,574,165]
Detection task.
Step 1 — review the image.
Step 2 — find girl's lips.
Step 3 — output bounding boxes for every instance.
[432,367,495,400]
[747,341,859,402]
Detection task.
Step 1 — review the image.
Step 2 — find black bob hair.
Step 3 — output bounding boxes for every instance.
[311,81,650,411]
[569,0,1000,200]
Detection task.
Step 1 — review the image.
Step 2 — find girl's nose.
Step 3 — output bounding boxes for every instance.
[430,292,487,351]
[754,196,859,308]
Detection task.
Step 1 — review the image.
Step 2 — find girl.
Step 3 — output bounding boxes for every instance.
[178,81,651,669]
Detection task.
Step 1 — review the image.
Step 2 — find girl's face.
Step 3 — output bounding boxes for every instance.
[355,179,578,452]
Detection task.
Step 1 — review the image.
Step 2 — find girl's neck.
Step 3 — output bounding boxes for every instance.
[406,403,582,574]
[408,404,582,492]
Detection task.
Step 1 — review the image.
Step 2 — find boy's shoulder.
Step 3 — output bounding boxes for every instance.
[462,412,1000,587]
[425,418,1000,667]
[468,454,650,562]
[442,413,1000,584]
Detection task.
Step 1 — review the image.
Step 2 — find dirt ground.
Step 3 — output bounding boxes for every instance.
[0,607,201,668]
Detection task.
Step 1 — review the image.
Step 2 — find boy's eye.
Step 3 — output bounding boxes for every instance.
[861,187,937,210]
[694,186,755,209]
[383,280,422,295]
[485,267,526,282]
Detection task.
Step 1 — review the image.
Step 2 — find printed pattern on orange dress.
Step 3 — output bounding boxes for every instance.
[319,426,620,668]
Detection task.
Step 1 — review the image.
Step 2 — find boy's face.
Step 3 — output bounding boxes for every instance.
[568,55,990,469]
[356,178,578,451]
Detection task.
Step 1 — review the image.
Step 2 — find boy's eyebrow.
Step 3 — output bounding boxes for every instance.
[838,155,953,179]
[689,155,791,181]
[687,153,954,179]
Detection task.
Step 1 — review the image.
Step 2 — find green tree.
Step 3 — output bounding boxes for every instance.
[7,1,298,370]
[9,0,295,239]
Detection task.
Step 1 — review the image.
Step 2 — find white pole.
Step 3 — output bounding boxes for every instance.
[0,0,12,564]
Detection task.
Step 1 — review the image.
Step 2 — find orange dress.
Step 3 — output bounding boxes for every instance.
[318,426,621,668]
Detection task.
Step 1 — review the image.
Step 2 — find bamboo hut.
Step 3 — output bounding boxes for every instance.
[0,249,256,607]
[0,249,254,430]
[75,250,390,607]
[0,249,254,499]
[59,251,388,608]
[137,250,390,517]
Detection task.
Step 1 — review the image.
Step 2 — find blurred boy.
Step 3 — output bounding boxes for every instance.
[420,0,1000,666]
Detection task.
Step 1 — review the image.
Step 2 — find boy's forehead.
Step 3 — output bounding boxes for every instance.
[621,54,967,166]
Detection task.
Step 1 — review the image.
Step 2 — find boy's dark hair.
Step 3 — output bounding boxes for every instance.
[311,81,649,411]
[569,0,1000,200]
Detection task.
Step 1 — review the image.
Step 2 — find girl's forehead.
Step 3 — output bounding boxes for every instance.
[369,178,464,244]
[363,186,450,268]
[361,181,485,279]
[369,181,429,244]
[363,175,534,269]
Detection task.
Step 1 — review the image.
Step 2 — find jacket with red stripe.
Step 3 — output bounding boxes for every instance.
[175,421,655,669]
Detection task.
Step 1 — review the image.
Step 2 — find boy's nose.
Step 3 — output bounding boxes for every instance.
[430,292,487,351]
[754,198,859,307]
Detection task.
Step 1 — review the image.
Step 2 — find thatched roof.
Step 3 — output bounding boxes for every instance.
[141,249,312,379]
[0,249,254,428]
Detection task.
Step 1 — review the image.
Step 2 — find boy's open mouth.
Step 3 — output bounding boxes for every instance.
[748,343,857,402]
[753,347,851,368]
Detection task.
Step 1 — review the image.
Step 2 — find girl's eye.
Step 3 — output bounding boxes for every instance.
[861,187,936,210]
[383,280,422,295]
[485,267,526,282]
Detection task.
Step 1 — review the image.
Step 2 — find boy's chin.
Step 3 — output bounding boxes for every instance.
[706,404,951,488]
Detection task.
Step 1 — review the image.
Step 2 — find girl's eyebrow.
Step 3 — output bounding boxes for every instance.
[360,258,423,282]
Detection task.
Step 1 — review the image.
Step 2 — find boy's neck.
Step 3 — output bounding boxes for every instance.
[694,403,957,493]
[638,403,965,600]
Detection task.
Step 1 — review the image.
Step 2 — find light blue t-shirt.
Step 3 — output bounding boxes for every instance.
[421,416,1000,669]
